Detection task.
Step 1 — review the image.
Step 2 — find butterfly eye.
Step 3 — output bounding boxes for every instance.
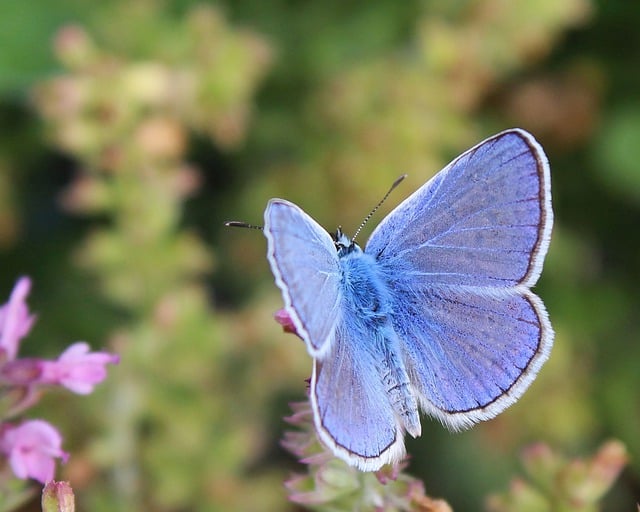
[332,227,347,247]
[332,228,359,256]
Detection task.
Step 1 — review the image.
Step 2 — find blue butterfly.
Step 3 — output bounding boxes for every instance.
[263,129,553,471]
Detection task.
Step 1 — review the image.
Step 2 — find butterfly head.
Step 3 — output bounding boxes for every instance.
[333,227,361,257]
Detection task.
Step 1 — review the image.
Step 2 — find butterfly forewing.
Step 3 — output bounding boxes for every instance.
[366,129,552,290]
[264,199,343,357]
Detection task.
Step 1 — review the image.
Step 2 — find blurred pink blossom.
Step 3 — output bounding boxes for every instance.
[0,277,36,361]
[274,308,299,337]
[0,420,69,484]
[0,358,43,386]
[0,277,120,486]
[39,342,120,394]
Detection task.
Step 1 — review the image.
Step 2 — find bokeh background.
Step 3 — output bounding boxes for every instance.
[1,0,639,510]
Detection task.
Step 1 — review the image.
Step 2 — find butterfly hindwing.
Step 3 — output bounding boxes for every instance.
[264,199,342,357]
[392,287,552,429]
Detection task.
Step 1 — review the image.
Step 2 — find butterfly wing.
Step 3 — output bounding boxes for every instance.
[264,199,342,357]
[310,321,406,470]
[392,287,551,429]
[366,129,552,289]
[266,200,407,469]
[365,129,553,428]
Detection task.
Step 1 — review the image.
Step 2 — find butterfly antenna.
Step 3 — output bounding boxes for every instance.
[224,221,263,230]
[352,174,407,243]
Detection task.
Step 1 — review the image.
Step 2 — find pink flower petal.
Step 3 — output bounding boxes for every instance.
[0,420,68,484]
[39,342,119,394]
[274,309,300,337]
[0,277,36,360]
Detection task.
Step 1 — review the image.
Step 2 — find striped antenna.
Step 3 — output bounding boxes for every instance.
[352,174,407,244]
[224,221,263,230]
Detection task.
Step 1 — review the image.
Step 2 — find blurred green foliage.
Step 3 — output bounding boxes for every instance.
[486,441,628,512]
[0,0,639,510]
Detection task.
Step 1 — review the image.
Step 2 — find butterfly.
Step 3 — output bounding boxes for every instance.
[263,129,553,471]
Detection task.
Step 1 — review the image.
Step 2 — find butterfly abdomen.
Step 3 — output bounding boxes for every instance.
[338,247,421,437]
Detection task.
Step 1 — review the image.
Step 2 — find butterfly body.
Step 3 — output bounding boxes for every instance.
[264,129,553,471]
[335,240,422,438]
[338,241,389,325]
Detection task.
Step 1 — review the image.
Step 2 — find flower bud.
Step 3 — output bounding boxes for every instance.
[42,481,75,512]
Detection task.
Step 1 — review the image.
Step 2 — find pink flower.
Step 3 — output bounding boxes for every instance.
[39,342,119,394]
[0,358,43,385]
[0,277,36,361]
[0,420,68,483]
[274,308,300,337]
